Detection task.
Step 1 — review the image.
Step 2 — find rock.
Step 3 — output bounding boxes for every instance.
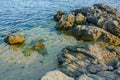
[103,20,120,38]
[77,74,94,80]
[56,14,75,30]
[73,25,102,41]
[5,35,25,45]
[58,42,120,77]
[33,43,44,50]
[75,13,85,24]
[41,70,74,80]
[87,63,108,74]
[86,16,99,25]
[54,11,65,22]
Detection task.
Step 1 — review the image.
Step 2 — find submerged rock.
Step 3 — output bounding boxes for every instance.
[33,43,44,50]
[4,35,25,45]
[41,70,74,80]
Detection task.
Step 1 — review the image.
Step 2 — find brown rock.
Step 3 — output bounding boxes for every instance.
[5,35,25,45]
[75,13,85,24]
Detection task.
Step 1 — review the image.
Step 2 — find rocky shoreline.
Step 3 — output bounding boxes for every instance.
[41,3,120,80]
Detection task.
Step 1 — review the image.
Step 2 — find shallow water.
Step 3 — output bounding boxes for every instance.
[0,0,120,80]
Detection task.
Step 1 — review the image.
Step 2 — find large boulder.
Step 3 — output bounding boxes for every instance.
[72,25,103,41]
[41,70,74,80]
[4,35,25,45]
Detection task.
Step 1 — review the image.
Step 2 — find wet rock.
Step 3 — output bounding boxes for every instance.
[77,74,94,80]
[4,35,25,45]
[41,70,74,80]
[54,11,65,22]
[56,14,75,30]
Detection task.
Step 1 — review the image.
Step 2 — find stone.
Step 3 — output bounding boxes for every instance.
[41,70,74,80]
[56,14,75,30]
[77,74,94,80]
[33,43,44,50]
[103,20,120,38]
[72,25,102,41]
[5,35,25,45]
[54,11,65,22]
[75,13,85,24]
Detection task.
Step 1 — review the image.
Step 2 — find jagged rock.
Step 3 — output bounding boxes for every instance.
[41,70,74,80]
[56,14,75,30]
[4,35,25,45]
[54,11,65,22]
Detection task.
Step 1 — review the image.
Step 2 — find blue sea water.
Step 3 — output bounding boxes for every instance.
[0,0,120,80]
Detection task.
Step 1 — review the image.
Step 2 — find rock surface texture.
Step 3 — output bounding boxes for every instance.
[53,3,120,80]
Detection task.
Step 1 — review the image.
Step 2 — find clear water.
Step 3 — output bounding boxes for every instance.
[0,0,119,80]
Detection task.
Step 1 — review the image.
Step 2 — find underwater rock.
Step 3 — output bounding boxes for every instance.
[58,42,120,78]
[33,43,44,50]
[4,34,25,45]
